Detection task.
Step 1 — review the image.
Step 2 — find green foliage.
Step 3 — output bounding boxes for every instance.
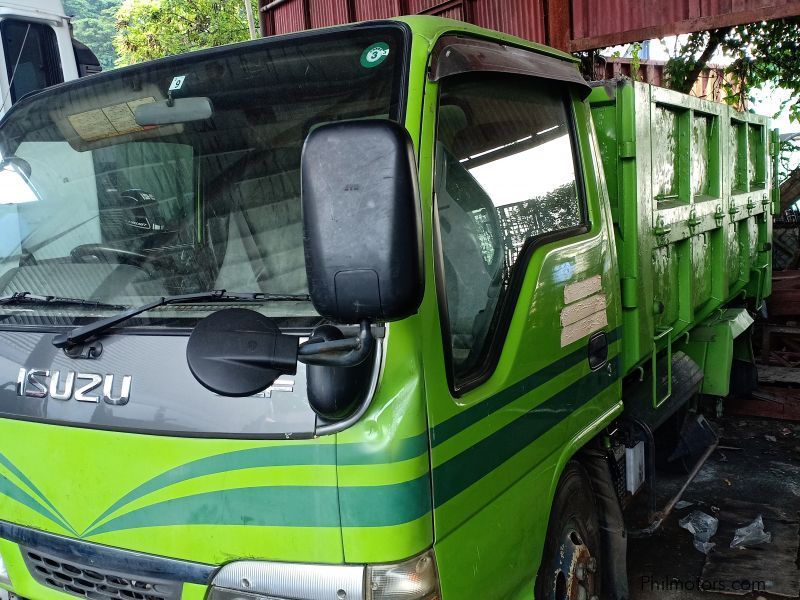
[63,0,123,70]
[114,0,258,67]
[780,138,799,179]
[630,42,642,81]
[664,19,800,122]
[663,32,710,91]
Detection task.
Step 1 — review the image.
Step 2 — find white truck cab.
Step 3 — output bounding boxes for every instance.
[0,0,100,119]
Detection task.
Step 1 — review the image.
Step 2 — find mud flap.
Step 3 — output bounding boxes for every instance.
[683,308,754,397]
[581,447,629,600]
[666,414,718,473]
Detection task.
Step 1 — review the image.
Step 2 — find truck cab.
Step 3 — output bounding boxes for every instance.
[0,16,774,600]
[0,0,100,120]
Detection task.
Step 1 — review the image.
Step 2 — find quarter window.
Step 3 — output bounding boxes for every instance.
[435,73,585,386]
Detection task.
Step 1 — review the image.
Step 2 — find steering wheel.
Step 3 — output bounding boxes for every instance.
[70,244,157,276]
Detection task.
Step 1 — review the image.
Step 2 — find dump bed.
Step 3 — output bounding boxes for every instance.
[589,79,777,379]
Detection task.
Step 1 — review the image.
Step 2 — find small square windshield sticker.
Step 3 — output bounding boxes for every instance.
[169,75,186,91]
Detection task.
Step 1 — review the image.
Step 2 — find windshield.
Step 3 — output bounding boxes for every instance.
[0,25,407,327]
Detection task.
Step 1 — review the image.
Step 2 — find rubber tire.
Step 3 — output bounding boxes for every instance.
[535,460,603,600]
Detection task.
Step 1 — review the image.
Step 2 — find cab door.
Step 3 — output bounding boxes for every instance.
[420,38,622,599]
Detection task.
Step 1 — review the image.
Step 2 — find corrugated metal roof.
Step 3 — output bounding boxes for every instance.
[354,0,402,21]
[270,0,306,34]
[570,0,800,50]
[258,0,800,51]
[308,0,349,28]
[472,0,545,42]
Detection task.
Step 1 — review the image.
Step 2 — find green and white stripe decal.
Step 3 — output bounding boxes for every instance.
[0,329,620,539]
[431,327,622,506]
[0,435,432,537]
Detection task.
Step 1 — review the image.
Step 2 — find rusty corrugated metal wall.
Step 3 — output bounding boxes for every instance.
[258,0,800,51]
[570,0,800,50]
[260,0,548,45]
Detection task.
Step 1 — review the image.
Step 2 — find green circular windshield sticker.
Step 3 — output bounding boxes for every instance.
[360,42,390,68]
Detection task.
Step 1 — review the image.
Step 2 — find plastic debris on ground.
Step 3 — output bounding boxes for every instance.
[679,510,719,554]
[675,500,694,510]
[693,540,716,554]
[730,515,772,548]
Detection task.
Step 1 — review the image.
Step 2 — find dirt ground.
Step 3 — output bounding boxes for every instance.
[627,415,800,600]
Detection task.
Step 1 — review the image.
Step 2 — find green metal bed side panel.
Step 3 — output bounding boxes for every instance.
[589,79,773,385]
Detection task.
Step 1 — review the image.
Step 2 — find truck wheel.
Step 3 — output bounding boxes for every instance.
[535,461,602,600]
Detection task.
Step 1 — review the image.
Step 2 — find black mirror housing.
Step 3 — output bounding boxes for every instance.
[301,120,423,322]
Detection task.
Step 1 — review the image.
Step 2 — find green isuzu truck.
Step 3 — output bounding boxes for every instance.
[0,15,776,600]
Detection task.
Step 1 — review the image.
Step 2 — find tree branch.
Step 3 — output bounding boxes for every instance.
[678,27,732,94]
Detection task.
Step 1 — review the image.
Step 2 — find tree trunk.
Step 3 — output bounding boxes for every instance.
[678,28,732,94]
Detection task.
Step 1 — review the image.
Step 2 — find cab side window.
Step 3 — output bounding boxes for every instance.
[435,73,585,388]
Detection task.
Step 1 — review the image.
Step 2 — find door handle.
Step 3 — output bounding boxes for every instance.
[588,331,608,370]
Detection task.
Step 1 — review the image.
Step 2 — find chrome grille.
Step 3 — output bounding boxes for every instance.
[22,547,182,600]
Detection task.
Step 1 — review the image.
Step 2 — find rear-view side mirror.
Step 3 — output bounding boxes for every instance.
[301,119,423,322]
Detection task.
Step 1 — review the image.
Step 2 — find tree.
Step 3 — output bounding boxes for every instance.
[664,19,800,123]
[63,0,123,70]
[114,0,258,67]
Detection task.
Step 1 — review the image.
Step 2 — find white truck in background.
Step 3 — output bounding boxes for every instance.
[0,0,100,119]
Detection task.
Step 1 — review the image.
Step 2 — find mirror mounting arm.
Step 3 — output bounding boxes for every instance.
[298,320,374,368]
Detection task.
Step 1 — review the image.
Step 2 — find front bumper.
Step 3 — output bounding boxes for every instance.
[0,522,440,600]
[0,521,213,600]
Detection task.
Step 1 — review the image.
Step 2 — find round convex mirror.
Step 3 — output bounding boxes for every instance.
[186,308,298,397]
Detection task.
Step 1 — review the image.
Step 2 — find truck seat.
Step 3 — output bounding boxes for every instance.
[435,144,499,365]
[213,159,308,295]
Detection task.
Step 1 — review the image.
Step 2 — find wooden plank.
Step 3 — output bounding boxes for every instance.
[758,325,800,335]
[757,365,800,385]
[769,289,800,316]
[727,394,800,421]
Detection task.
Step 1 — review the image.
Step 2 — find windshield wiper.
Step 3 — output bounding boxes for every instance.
[51,290,311,349]
[0,291,125,310]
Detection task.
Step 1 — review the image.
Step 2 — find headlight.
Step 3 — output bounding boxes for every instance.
[366,552,439,600]
[208,550,440,600]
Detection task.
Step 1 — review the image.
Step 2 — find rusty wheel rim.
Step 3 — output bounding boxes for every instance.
[549,525,598,600]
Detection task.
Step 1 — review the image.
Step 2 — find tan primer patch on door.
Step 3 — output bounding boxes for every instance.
[561,310,608,347]
[560,276,607,347]
[563,275,602,304]
[560,293,607,326]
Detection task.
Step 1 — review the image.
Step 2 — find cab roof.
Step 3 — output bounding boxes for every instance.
[388,14,577,63]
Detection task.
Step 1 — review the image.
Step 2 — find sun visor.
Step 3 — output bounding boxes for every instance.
[48,82,184,152]
[430,36,591,99]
